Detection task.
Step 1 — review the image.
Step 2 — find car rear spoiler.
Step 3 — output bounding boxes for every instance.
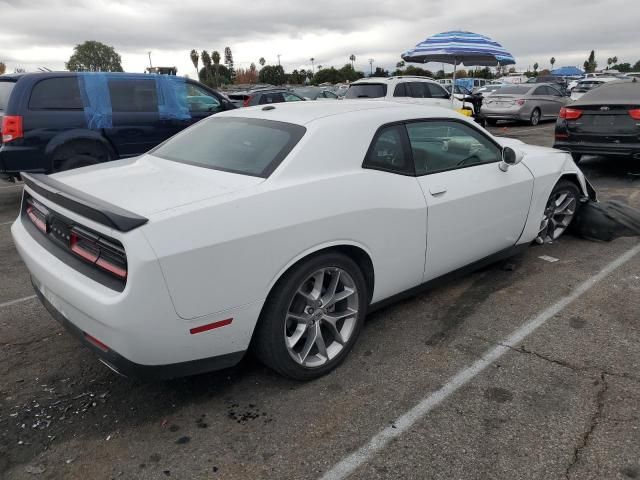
[21,172,148,232]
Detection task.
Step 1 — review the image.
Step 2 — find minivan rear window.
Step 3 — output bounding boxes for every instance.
[494,85,532,95]
[29,77,83,110]
[345,83,387,99]
[0,81,15,111]
[151,117,306,178]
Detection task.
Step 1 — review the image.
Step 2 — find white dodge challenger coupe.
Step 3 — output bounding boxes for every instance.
[12,101,595,380]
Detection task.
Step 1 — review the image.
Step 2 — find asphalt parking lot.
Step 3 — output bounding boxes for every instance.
[1,121,639,480]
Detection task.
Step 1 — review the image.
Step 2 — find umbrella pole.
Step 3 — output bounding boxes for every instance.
[451,58,457,108]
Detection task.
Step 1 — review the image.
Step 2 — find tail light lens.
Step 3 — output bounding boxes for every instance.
[559,107,583,120]
[70,228,127,279]
[515,99,526,106]
[26,204,47,233]
[629,109,640,120]
[242,95,252,107]
[1,115,23,143]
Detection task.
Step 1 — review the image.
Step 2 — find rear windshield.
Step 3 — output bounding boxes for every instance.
[151,117,306,178]
[345,83,387,99]
[494,85,532,95]
[0,81,16,111]
[576,81,603,89]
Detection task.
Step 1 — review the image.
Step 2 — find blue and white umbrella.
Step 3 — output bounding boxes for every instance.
[401,31,516,67]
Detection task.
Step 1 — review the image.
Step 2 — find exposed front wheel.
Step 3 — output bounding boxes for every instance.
[530,108,541,126]
[536,180,580,244]
[253,252,367,380]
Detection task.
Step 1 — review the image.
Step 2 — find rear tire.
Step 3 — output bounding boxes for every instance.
[58,154,101,172]
[486,119,498,126]
[253,252,368,380]
[530,108,541,126]
[53,142,110,173]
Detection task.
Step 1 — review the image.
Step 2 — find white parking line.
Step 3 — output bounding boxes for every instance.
[0,184,23,190]
[493,125,551,136]
[0,220,15,226]
[0,295,37,309]
[319,243,640,480]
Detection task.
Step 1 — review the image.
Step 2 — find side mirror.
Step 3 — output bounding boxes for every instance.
[499,146,524,172]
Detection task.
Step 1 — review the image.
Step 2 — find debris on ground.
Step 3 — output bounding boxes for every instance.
[573,200,640,242]
[24,464,46,475]
[538,255,559,263]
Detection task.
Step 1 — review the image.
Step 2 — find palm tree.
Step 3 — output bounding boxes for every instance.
[211,50,221,87]
[533,62,539,75]
[200,50,211,84]
[190,50,199,77]
[550,56,555,70]
[259,57,266,67]
[317,65,322,71]
[607,57,613,69]
[612,56,618,68]
[349,54,356,69]
[310,57,315,74]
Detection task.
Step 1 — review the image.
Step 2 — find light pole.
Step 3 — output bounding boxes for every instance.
[147,51,153,69]
[368,58,374,76]
[310,57,315,74]
[277,54,281,67]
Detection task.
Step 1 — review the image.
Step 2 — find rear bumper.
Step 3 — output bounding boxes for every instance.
[33,280,245,380]
[481,109,529,121]
[554,141,640,158]
[0,144,47,176]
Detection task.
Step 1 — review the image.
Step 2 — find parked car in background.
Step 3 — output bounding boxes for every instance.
[333,84,350,98]
[12,101,593,381]
[570,77,620,100]
[229,87,305,107]
[292,87,338,100]
[345,76,470,112]
[474,84,503,97]
[0,72,234,181]
[482,83,569,126]
[554,79,640,162]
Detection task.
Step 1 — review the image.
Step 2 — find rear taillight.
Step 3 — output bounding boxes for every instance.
[1,115,23,143]
[629,109,640,120]
[70,227,127,279]
[26,205,47,233]
[515,99,526,106]
[242,95,252,107]
[559,107,583,120]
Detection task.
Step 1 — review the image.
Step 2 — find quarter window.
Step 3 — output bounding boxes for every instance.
[363,125,413,175]
[408,82,429,98]
[426,83,449,98]
[108,78,158,112]
[29,77,83,110]
[185,83,221,113]
[284,93,304,102]
[407,121,502,175]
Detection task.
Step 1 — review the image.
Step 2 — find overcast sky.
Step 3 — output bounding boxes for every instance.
[1,0,637,77]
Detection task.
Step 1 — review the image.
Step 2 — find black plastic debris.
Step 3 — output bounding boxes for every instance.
[572,200,640,242]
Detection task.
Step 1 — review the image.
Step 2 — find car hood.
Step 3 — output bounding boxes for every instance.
[50,154,265,217]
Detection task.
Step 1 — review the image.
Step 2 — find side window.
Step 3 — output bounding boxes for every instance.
[532,87,546,96]
[323,91,338,99]
[363,125,413,175]
[548,86,563,96]
[284,93,304,102]
[393,83,408,97]
[29,77,83,110]
[259,93,285,104]
[108,78,158,112]
[407,120,502,175]
[408,82,429,98]
[426,83,449,99]
[185,83,221,113]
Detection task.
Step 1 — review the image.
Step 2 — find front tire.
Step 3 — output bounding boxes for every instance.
[253,252,368,380]
[535,180,580,244]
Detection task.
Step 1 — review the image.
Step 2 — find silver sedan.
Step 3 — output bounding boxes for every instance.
[482,83,570,126]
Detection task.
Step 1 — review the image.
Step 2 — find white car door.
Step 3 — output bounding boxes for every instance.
[406,120,534,281]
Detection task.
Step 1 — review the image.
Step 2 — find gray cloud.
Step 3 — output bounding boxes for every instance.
[0,0,637,75]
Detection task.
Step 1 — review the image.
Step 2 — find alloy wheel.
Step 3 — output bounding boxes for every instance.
[284,267,359,368]
[536,190,578,243]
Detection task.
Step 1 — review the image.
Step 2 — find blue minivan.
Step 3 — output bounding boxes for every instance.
[0,72,235,180]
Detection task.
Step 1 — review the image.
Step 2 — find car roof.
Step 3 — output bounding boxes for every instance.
[217,99,463,126]
[351,76,438,85]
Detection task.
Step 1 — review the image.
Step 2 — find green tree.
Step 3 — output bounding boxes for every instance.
[613,62,631,72]
[338,64,364,82]
[633,60,640,71]
[224,47,235,81]
[533,62,539,75]
[259,57,266,67]
[258,65,285,85]
[212,50,221,87]
[66,40,123,72]
[371,66,389,78]
[607,57,613,69]
[550,57,555,70]
[585,50,597,73]
[349,54,356,69]
[0,62,6,75]
[190,50,199,76]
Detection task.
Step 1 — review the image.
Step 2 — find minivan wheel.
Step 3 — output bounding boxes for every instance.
[58,154,101,172]
[530,108,541,126]
[253,252,368,380]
